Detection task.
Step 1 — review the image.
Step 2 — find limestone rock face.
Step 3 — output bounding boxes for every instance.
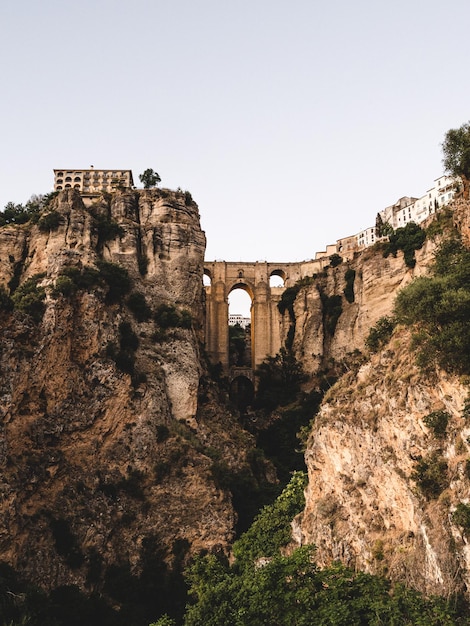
[0,189,254,591]
[290,237,436,376]
[295,332,470,597]
[293,203,470,597]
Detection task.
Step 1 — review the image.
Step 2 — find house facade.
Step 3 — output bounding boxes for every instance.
[53,169,134,194]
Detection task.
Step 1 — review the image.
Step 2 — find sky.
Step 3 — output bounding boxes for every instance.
[1,1,469,280]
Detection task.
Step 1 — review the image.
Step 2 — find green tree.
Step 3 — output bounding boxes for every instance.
[442,121,470,199]
[255,348,305,410]
[229,323,247,365]
[139,169,161,189]
[383,222,426,268]
[183,471,463,625]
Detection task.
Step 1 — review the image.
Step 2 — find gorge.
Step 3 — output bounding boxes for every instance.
[0,186,469,624]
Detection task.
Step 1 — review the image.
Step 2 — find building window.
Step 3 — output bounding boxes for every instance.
[65,176,72,182]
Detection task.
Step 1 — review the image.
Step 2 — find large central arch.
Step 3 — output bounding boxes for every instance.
[204,260,306,372]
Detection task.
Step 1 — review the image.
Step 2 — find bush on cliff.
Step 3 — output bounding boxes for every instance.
[366,316,395,353]
[38,210,61,232]
[394,238,470,374]
[383,222,426,268]
[11,273,47,322]
[95,260,131,303]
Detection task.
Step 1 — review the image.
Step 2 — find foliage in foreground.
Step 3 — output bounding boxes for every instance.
[182,473,465,626]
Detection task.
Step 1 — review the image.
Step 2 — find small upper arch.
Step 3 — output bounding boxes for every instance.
[269,269,286,288]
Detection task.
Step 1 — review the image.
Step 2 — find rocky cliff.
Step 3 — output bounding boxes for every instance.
[291,203,470,597]
[0,189,261,599]
[289,235,436,377]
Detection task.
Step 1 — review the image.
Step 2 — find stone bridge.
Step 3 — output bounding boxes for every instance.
[204,260,325,373]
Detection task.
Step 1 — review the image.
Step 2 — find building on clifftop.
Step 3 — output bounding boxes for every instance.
[53,168,134,194]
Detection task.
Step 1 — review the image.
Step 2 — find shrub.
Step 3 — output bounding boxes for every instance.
[180,310,192,329]
[156,424,170,443]
[52,275,76,297]
[127,292,151,322]
[106,322,139,376]
[329,253,343,268]
[60,265,100,291]
[426,207,454,239]
[366,316,395,352]
[11,274,46,322]
[154,304,191,329]
[138,255,149,276]
[95,260,131,302]
[255,348,306,411]
[383,222,426,268]
[423,409,450,438]
[278,285,300,317]
[394,239,470,374]
[232,471,307,566]
[154,304,181,328]
[452,503,470,534]
[462,396,470,421]
[464,459,470,481]
[411,452,448,499]
[38,210,61,232]
[114,349,135,374]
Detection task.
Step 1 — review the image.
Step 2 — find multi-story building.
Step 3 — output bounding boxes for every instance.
[53,169,134,194]
[351,175,458,254]
[229,313,251,328]
[379,176,457,230]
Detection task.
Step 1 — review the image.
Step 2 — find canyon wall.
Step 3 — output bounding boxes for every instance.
[291,204,470,597]
[0,189,259,593]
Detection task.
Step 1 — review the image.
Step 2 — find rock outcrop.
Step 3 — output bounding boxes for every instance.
[292,202,470,597]
[289,236,436,377]
[0,189,258,593]
[295,333,470,597]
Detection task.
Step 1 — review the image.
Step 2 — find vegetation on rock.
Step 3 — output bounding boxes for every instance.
[139,169,161,189]
[442,120,470,199]
[366,316,395,353]
[382,221,426,268]
[11,273,47,322]
[180,473,464,626]
[394,237,470,374]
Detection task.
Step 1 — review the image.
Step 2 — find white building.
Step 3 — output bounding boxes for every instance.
[379,175,457,230]
[352,175,458,253]
[229,313,251,328]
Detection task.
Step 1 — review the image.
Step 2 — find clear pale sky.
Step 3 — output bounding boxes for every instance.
[1,0,469,269]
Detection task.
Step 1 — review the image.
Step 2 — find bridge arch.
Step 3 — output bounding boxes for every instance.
[204,261,306,372]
